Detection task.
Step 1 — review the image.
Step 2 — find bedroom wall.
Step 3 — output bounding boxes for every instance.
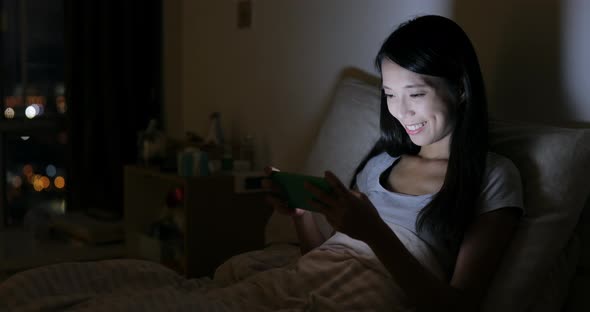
[453,0,590,126]
[171,0,452,171]
[164,0,590,171]
[163,0,184,139]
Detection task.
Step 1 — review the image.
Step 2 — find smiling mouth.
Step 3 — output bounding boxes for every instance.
[405,121,427,131]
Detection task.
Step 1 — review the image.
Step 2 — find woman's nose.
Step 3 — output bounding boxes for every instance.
[397,98,415,118]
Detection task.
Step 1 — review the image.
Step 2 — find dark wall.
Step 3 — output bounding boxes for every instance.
[453,1,570,125]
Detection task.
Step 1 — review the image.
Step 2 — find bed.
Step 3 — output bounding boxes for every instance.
[1,68,589,311]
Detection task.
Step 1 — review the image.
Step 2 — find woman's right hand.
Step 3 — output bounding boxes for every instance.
[262,166,306,217]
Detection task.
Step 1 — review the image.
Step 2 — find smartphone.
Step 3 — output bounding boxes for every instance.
[270,172,332,212]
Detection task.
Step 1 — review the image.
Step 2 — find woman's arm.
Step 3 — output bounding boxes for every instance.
[264,195,329,254]
[292,212,330,254]
[307,171,520,311]
[263,166,331,254]
[365,207,519,311]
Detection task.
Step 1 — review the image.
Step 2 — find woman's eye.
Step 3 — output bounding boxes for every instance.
[410,93,425,98]
[385,94,395,99]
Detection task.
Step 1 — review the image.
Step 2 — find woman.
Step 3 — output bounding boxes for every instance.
[266,15,523,311]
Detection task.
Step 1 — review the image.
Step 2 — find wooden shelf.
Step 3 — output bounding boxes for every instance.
[124,165,272,278]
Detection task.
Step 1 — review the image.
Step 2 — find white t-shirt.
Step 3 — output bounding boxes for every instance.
[321,151,524,276]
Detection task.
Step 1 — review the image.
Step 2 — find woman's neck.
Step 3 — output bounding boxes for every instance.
[417,137,451,160]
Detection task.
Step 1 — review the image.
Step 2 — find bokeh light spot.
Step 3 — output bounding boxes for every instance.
[41,176,50,189]
[4,108,15,119]
[46,164,57,177]
[12,176,22,188]
[25,105,36,119]
[54,176,65,189]
[22,164,33,177]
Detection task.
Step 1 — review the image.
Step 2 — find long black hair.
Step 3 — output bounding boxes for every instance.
[352,15,488,247]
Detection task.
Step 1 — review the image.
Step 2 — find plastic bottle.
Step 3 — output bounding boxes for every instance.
[239,134,255,170]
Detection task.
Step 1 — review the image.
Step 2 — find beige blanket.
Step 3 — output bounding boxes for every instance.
[1,225,440,311]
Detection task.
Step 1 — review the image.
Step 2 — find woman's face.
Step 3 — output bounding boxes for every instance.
[381,58,456,158]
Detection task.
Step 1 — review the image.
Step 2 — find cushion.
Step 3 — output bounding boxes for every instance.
[264,68,590,311]
[574,198,590,276]
[564,199,590,311]
[482,120,590,312]
[528,233,579,311]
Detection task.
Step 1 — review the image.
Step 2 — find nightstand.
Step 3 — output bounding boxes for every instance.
[124,165,272,278]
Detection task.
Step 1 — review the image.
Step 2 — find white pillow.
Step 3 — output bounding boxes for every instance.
[301,75,381,185]
[482,120,590,312]
[264,73,381,244]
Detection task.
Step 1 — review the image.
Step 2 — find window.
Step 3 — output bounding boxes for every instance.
[0,0,67,227]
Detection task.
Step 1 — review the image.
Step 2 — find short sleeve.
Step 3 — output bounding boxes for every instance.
[353,152,396,193]
[354,160,371,193]
[478,152,525,215]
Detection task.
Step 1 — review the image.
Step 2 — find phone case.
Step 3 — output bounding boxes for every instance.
[270,172,332,212]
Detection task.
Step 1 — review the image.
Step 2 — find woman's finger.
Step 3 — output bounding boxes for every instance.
[265,194,288,210]
[261,177,272,190]
[263,166,280,176]
[261,178,283,194]
[308,198,328,214]
[350,190,369,201]
[324,171,349,195]
[266,195,304,217]
[304,182,337,208]
[293,208,306,217]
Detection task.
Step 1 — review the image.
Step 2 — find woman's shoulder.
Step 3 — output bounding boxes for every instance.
[485,152,521,179]
[364,151,400,174]
[478,152,524,213]
[355,152,398,191]
[370,151,397,165]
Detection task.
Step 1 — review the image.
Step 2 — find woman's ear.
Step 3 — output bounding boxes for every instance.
[459,90,466,103]
[454,80,466,104]
[449,87,465,110]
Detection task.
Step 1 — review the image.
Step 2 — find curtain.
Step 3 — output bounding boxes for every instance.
[65,0,162,218]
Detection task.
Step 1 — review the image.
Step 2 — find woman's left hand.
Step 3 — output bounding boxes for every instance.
[305,171,383,242]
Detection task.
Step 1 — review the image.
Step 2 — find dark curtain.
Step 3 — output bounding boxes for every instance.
[64,0,162,218]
